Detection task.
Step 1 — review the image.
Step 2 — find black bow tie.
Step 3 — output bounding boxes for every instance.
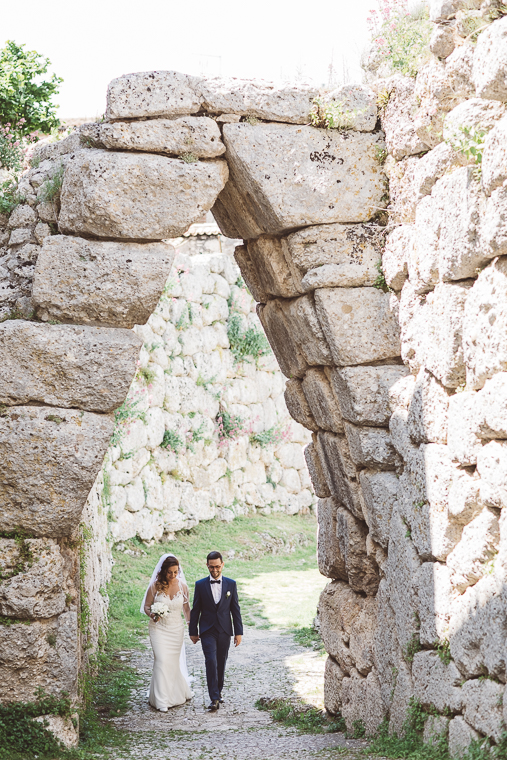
[210,579,221,584]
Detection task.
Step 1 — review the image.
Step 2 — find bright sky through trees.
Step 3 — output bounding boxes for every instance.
[1,0,377,118]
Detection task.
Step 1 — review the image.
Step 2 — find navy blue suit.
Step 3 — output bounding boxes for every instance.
[189,576,243,701]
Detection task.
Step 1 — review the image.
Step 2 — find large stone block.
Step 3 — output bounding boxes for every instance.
[301,368,343,434]
[482,113,507,195]
[0,321,140,413]
[283,223,382,290]
[315,288,400,366]
[91,116,225,157]
[212,174,264,239]
[315,432,365,519]
[448,468,482,525]
[476,440,507,509]
[246,236,302,298]
[407,368,450,445]
[472,16,507,101]
[389,661,415,736]
[447,391,483,466]
[284,379,318,433]
[336,506,380,596]
[386,508,421,653]
[447,508,500,594]
[0,539,73,619]
[0,612,79,702]
[58,150,228,240]
[462,678,504,742]
[382,225,410,291]
[449,574,507,680]
[412,651,464,713]
[319,580,377,675]
[380,76,429,160]
[475,372,507,438]
[32,235,174,328]
[220,123,387,237]
[233,245,269,304]
[280,295,333,366]
[482,184,507,259]
[317,497,347,580]
[106,71,202,118]
[359,469,399,549]
[448,716,481,759]
[443,98,505,145]
[340,671,387,736]
[0,406,113,536]
[256,301,308,379]
[329,365,409,427]
[416,561,453,646]
[463,257,507,389]
[304,441,331,498]
[373,580,400,711]
[325,84,378,131]
[324,656,345,715]
[344,422,400,470]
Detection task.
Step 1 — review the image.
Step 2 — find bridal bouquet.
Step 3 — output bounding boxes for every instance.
[150,602,169,622]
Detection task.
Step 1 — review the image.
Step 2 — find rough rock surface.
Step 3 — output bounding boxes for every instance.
[473,17,507,101]
[59,150,228,240]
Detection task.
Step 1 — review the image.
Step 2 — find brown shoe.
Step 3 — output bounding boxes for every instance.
[208,699,220,711]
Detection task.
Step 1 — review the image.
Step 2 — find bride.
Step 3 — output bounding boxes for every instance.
[141,554,193,711]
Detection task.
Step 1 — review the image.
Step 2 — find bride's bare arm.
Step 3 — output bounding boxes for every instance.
[144,583,156,617]
[182,584,191,623]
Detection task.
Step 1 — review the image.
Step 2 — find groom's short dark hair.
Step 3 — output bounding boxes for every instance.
[207,551,223,562]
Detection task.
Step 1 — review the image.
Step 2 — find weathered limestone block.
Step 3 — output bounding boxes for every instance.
[336,506,380,596]
[341,670,387,736]
[407,368,451,445]
[301,368,343,434]
[379,77,429,159]
[0,539,71,618]
[58,150,228,240]
[315,288,400,366]
[34,714,78,749]
[373,580,400,710]
[257,301,308,378]
[475,372,507,439]
[280,295,333,366]
[317,497,347,580]
[430,23,455,59]
[32,236,175,328]
[0,321,141,413]
[409,197,439,293]
[482,113,507,195]
[423,715,450,744]
[482,183,507,258]
[284,222,382,289]
[447,391,483,466]
[0,612,78,702]
[462,678,504,741]
[413,651,464,713]
[304,440,331,498]
[463,257,507,389]
[448,468,482,525]
[284,379,318,433]
[91,116,225,157]
[399,280,471,388]
[443,98,506,144]
[398,443,462,560]
[319,580,377,675]
[315,432,365,519]
[477,440,507,508]
[324,657,345,714]
[382,225,410,291]
[325,84,378,131]
[386,508,421,653]
[472,16,507,101]
[0,406,113,536]
[329,365,408,427]
[212,174,264,240]
[389,661,415,736]
[429,0,469,23]
[359,469,399,549]
[447,508,500,593]
[384,154,419,224]
[411,142,465,207]
[448,716,481,759]
[416,561,453,646]
[220,123,387,237]
[344,422,400,470]
[106,71,202,118]
[449,574,507,679]
[233,245,268,304]
[246,236,302,298]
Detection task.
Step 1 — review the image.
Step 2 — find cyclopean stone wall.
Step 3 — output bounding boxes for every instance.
[90,222,315,546]
[2,21,507,752]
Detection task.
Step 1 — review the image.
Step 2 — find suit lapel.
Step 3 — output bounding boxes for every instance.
[216,577,228,609]
[203,577,215,607]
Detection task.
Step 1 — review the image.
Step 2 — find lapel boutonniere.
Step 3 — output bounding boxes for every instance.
[226,591,231,598]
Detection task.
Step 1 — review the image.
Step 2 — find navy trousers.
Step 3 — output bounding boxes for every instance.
[200,626,231,701]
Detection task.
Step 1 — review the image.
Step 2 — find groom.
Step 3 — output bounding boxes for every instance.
[189,551,243,712]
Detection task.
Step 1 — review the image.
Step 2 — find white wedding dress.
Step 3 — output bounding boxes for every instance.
[146,587,192,710]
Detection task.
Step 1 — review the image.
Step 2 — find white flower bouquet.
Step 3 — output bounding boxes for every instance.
[150,602,169,622]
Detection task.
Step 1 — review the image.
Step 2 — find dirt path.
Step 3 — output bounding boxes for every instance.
[111,625,368,759]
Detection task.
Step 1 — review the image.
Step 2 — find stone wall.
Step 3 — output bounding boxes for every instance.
[1,30,507,754]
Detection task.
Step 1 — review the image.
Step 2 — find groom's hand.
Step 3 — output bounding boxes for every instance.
[234,635,242,647]
[190,635,200,644]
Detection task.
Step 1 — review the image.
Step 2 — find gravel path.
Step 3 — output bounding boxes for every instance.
[110,626,368,759]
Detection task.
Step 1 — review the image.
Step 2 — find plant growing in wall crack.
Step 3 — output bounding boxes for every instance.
[447,125,487,180]
[227,313,271,366]
[215,408,249,447]
[250,423,291,449]
[365,0,431,78]
[110,397,147,447]
[309,97,364,130]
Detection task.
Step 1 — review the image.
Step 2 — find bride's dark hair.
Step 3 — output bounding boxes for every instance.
[155,556,179,589]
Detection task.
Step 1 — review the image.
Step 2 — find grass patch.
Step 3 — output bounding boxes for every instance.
[293,625,326,653]
[256,697,345,734]
[227,312,271,365]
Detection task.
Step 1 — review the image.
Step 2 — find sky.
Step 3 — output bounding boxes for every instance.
[1,0,378,119]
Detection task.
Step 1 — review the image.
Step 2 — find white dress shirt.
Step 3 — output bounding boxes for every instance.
[209,574,222,603]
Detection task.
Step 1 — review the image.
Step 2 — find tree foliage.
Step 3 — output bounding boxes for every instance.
[0,40,62,135]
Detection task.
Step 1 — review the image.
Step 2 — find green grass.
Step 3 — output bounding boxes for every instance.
[256,697,345,734]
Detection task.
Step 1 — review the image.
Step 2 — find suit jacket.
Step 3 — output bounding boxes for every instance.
[189,576,243,637]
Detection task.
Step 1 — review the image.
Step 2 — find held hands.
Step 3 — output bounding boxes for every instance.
[189,635,200,644]
[234,635,242,647]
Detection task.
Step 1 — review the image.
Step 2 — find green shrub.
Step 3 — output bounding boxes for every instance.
[367,698,451,760]
[447,125,487,180]
[249,424,290,449]
[216,408,247,445]
[227,313,271,365]
[256,697,346,734]
[309,97,362,130]
[110,398,147,447]
[160,429,183,453]
[39,161,64,203]
[137,366,156,385]
[435,638,452,666]
[403,632,422,663]
[0,179,24,215]
[366,0,431,78]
